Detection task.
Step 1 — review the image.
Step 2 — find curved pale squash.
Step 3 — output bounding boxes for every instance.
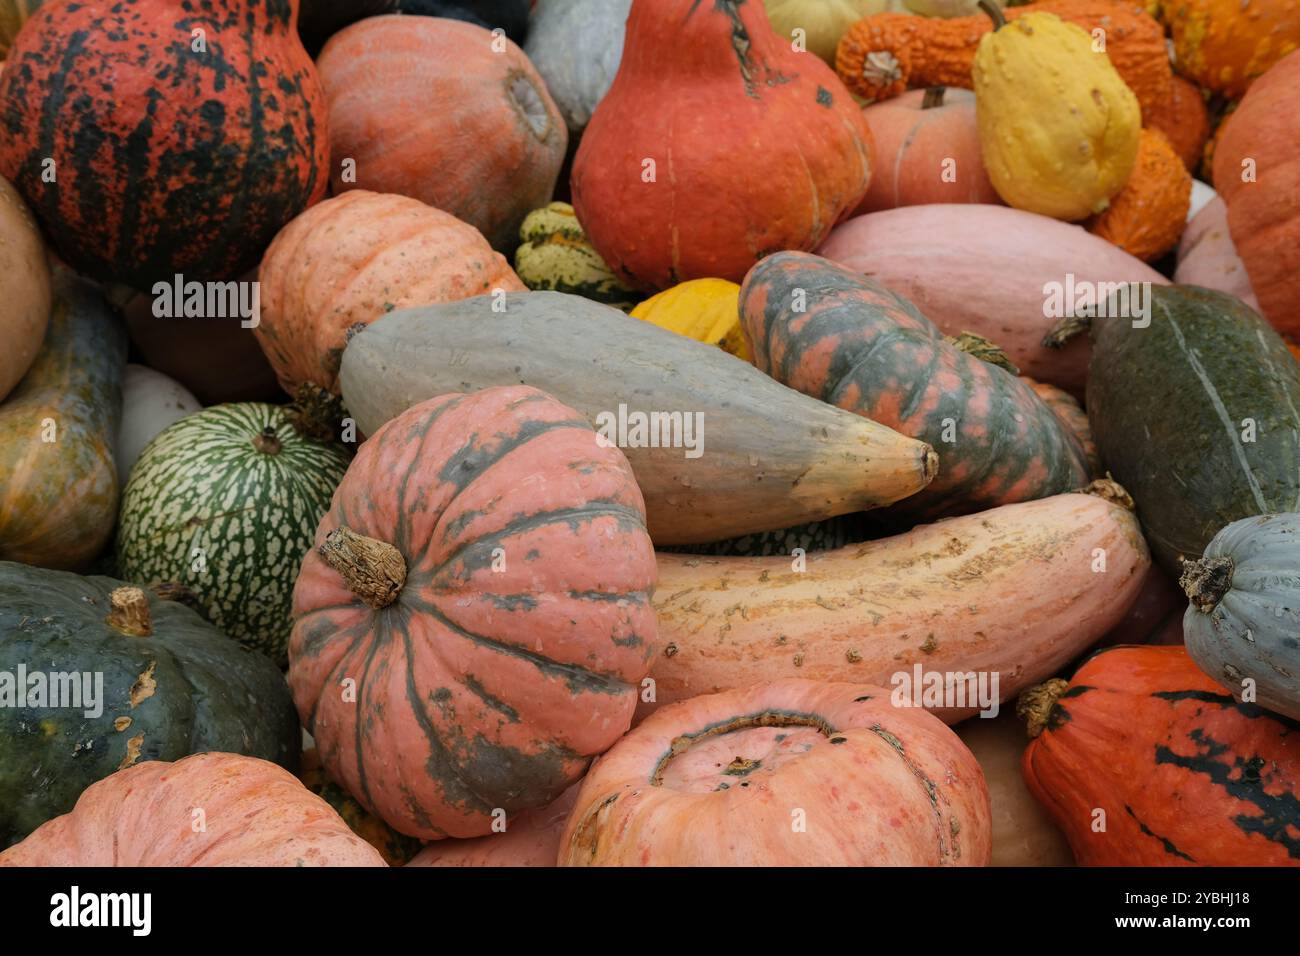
[1174,196,1260,312]
[339,291,937,545]
[115,364,201,479]
[0,270,124,569]
[642,485,1150,722]
[817,204,1170,396]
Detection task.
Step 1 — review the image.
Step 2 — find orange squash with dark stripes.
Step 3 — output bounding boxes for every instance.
[288,385,658,840]
[739,252,1090,517]
[1021,644,1300,866]
[0,0,328,290]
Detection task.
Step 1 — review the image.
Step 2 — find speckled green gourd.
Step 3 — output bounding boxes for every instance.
[513,202,639,310]
[0,561,300,848]
[116,403,350,666]
[660,514,870,556]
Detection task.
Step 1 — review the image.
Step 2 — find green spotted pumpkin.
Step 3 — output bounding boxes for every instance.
[513,202,638,310]
[116,403,350,667]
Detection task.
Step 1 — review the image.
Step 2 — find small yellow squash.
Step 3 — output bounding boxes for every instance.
[974,10,1142,221]
[630,278,749,361]
[513,202,638,311]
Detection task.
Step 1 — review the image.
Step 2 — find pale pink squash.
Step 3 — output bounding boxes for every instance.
[642,486,1150,724]
[1174,196,1261,313]
[855,88,1000,214]
[561,679,992,866]
[406,784,579,867]
[816,204,1169,396]
[0,753,387,867]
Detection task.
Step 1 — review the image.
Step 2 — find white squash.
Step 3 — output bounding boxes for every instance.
[1188,179,1217,221]
[525,0,630,133]
[115,364,201,477]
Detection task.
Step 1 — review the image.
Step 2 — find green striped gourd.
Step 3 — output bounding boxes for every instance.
[116,403,350,666]
[513,202,638,310]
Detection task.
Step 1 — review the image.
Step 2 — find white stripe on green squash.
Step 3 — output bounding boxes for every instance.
[116,403,349,666]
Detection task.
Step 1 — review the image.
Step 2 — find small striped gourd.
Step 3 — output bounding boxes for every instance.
[116,403,350,666]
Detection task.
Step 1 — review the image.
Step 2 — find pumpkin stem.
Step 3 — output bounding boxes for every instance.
[922,86,946,110]
[251,426,283,456]
[1179,555,1235,614]
[1080,476,1135,511]
[1016,678,1068,738]
[287,381,349,445]
[1041,313,1091,349]
[107,587,153,636]
[320,527,407,609]
[979,0,1008,30]
[945,331,1020,375]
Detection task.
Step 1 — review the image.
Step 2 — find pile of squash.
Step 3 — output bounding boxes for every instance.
[0,0,1296,869]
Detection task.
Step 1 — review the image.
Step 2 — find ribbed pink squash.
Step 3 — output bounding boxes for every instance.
[1174,196,1261,313]
[0,753,387,867]
[257,190,525,395]
[560,679,992,866]
[406,784,579,867]
[817,204,1169,396]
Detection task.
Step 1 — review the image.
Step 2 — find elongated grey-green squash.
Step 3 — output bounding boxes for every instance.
[340,291,937,544]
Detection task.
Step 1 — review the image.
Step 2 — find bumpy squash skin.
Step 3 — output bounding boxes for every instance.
[631,278,749,360]
[1164,0,1300,98]
[740,252,1090,517]
[644,489,1150,722]
[0,174,50,402]
[817,204,1169,398]
[1087,285,1300,576]
[562,679,991,866]
[955,712,1074,866]
[407,784,580,867]
[289,386,659,840]
[0,753,384,866]
[1147,75,1211,173]
[257,190,525,396]
[836,0,1172,119]
[1086,128,1192,262]
[1182,514,1300,722]
[571,0,874,288]
[514,202,638,310]
[1021,644,1300,866]
[0,563,301,848]
[116,403,352,666]
[339,292,937,545]
[0,0,328,290]
[974,13,1142,221]
[1212,49,1300,341]
[0,270,124,570]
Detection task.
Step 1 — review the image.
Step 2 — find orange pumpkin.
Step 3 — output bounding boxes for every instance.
[855,87,1000,213]
[1212,48,1300,339]
[257,191,525,396]
[1164,0,1300,98]
[561,679,992,866]
[1146,75,1210,173]
[1086,128,1192,262]
[318,16,567,250]
[0,753,387,867]
[571,0,873,288]
[288,385,658,840]
[836,0,1172,121]
[1021,645,1300,866]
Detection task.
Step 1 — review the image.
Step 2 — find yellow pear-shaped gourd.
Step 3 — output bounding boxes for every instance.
[974,10,1141,221]
[630,279,749,361]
